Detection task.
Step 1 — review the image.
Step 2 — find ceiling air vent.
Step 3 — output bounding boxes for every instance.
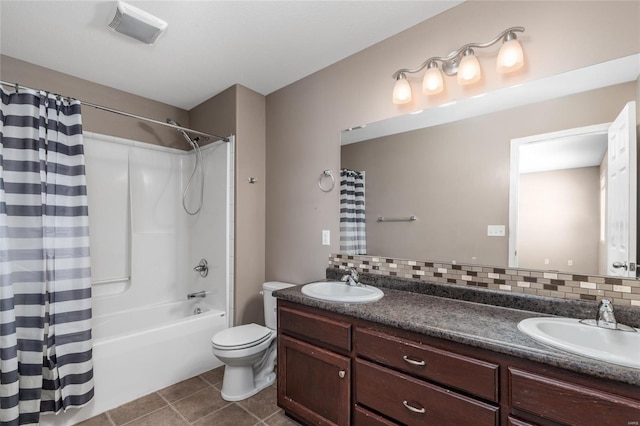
[108,1,168,45]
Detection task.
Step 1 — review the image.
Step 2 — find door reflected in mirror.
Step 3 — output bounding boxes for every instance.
[509,124,606,275]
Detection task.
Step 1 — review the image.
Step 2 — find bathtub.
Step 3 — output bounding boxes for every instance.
[44,299,226,426]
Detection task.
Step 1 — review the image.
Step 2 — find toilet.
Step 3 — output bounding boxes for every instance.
[211,281,295,401]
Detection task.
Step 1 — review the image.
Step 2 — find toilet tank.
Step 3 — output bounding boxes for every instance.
[263,281,295,330]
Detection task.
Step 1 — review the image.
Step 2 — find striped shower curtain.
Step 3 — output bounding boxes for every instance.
[0,87,93,425]
[340,168,366,255]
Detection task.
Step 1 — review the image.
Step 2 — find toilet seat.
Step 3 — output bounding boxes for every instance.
[212,324,273,350]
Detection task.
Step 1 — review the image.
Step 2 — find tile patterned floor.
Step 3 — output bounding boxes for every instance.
[78,367,302,426]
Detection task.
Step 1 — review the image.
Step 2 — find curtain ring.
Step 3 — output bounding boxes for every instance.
[318,170,335,192]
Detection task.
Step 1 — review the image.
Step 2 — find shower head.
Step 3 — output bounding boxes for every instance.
[166,118,197,148]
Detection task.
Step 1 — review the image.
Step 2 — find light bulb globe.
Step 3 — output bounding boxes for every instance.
[392,77,412,104]
[497,39,524,74]
[422,66,444,95]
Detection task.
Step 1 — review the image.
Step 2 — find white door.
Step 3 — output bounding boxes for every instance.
[607,101,637,277]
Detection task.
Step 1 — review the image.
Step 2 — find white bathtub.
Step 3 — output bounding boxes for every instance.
[43,299,227,426]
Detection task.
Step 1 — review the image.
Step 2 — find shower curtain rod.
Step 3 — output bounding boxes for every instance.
[0,80,230,143]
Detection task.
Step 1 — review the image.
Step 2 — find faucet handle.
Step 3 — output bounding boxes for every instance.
[597,298,613,311]
[341,267,359,280]
[596,299,617,329]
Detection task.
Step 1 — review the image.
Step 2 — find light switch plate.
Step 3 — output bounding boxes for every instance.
[322,230,330,245]
[487,225,506,237]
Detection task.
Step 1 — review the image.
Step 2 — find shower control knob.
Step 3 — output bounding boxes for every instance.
[193,259,209,277]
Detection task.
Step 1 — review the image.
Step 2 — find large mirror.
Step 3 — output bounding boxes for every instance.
[340,54,639,277]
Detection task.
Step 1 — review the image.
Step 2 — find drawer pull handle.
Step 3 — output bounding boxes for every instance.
[402,400,426,414]
[403,355,426,366]
[338,370,345,379]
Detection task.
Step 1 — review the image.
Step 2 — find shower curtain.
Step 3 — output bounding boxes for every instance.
[0,87,93,425]
[340,168,366,255]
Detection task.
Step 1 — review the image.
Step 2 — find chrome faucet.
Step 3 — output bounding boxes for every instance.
[596,299,617,329]
[187,290,209,300]
[341,267,362,286]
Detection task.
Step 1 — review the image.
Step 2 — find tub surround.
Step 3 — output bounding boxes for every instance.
[274,271,640,387]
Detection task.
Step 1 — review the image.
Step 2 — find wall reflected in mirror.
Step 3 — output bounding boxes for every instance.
[340,56,639,278]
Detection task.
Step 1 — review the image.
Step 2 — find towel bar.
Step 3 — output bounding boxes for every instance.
[377,215,417,222]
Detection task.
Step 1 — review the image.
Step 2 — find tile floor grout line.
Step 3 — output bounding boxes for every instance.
[160,380,214,406]
[197,374,219,387]
[160,377,234,425]
[105,410,117,426]
[166,403,192,425]
[185,401,234,425]
[118,400,169,426]
[235,401,266,423]
[262,410,283,425]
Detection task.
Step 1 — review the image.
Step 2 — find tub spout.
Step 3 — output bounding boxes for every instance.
[187,290,210,299]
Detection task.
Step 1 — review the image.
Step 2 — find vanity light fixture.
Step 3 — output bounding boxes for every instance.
[392,26,525,104]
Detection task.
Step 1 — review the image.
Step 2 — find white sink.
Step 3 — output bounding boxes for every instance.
[518,317,640,369]
[301,281,384,303]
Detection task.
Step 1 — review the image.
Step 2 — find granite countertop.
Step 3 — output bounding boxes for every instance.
[274,277,640,387]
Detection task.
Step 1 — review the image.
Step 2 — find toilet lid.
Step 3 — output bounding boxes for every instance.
[212,324,272,349]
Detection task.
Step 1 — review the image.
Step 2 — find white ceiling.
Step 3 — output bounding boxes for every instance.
[519,133,607,174]
[0,1,462,110]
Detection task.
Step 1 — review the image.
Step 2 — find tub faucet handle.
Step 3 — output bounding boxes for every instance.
[194,259,208,277]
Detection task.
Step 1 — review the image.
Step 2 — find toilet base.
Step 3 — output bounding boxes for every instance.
[220,366,275,402]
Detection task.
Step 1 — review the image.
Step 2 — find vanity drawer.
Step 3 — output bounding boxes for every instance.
[279,305,351,352]
[355,327,499,402]
[509,368,640,425]
[356,359,499,426]
[354,405,398,425]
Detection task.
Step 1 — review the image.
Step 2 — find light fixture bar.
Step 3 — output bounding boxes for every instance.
[392,26,525,80]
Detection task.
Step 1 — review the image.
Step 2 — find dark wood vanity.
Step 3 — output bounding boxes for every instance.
[277,299,640,426]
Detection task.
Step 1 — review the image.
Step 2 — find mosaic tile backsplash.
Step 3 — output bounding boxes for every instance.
[329,254,640,307]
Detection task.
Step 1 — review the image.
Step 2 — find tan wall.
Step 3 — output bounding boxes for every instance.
[519,167,600,274]
[340,83,634,266]
[1,55,189,149]
[190,85,267,326]
[234,86,267,325]
[189,85,237,142]
[265,0,640,283]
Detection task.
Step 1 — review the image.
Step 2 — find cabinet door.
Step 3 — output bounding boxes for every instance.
[278,334,351,425]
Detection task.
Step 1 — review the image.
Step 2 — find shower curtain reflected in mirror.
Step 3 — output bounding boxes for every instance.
[340,168,366,255]
[0,87,93,425]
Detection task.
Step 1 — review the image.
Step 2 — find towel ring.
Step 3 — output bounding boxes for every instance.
[318,170,335,192]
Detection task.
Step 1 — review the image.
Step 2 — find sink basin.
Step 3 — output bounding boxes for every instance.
[518,317,640,369]
[301,281,383,303]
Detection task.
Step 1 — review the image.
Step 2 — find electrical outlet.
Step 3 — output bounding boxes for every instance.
[544,258,550,265]
[322,230,330,245]
[567,259,573,266]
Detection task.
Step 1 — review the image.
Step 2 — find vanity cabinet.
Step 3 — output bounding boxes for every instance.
[277,300,640,426]
[278,304,352,425]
